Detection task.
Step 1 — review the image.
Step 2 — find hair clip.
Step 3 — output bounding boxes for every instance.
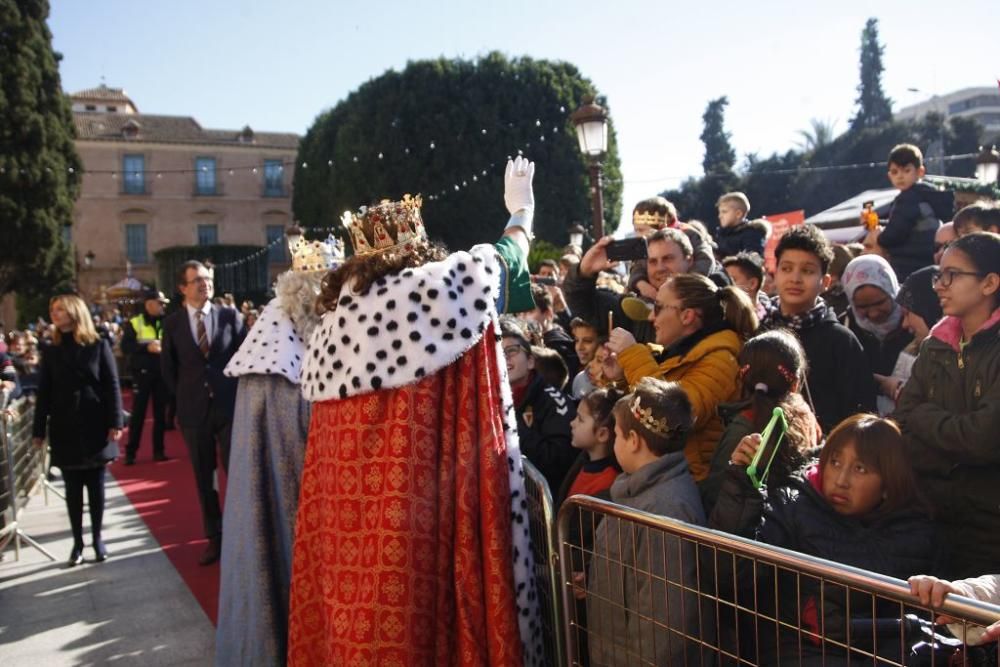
[776,363,797,386]
[738,363,751,380]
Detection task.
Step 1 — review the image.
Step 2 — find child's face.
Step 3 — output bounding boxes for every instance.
[725,265,758,297]
[887,163,924,191]
[612,422,640,474]
[570,402,599,451]
[775,249,828,315]
[502,339,534,385]
[933,247,996,319]
[822,441,884,517]
[717,203,744,228]
[572,326,600,365]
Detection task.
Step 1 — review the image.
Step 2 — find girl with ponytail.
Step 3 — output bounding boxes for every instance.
[604,273,760,481]
[700,328,822,512]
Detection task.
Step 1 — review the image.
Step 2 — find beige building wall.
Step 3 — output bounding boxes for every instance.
[74,141,296,301]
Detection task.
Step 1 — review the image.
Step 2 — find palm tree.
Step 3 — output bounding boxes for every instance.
[796,119,837,153]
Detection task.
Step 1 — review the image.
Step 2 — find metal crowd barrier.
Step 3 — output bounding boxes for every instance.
[0,397,55,561]
[558,495,1000,666]
[522,457,567,667]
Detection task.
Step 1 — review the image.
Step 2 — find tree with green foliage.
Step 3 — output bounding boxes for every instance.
[851,18,893,130]
[0,0,82,307]
[293,52,622,251]
[796,119,837,154]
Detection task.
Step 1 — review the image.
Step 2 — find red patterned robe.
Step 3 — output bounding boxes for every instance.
[289,245,537,666]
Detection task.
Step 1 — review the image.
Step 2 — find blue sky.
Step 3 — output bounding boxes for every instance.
[50,0,999,229]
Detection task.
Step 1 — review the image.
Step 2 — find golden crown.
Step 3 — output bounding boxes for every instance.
[341,194,428,258]
[632,210,669,230]
[630,395,669,436]
[289,234,345,273]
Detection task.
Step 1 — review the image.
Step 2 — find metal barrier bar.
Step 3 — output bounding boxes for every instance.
[558,495,1000,666]
[0,397,56,561]
[521,457,566,667]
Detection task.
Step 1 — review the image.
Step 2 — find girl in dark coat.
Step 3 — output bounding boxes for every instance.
[32,294,123,566]
[711,414,937,665]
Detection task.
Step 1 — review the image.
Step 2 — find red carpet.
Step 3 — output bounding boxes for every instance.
[109,390,226,625]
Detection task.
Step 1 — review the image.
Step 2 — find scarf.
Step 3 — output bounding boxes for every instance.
[842,255,904,340]
[763,295,831,332]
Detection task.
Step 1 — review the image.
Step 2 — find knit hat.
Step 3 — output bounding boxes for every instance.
[896,265,943,328]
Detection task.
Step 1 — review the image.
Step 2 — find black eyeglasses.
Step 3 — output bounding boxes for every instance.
[931,267,986,288]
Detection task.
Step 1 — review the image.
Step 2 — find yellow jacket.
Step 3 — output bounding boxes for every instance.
[617,328,741,481]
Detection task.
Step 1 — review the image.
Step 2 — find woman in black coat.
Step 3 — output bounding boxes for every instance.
[32,294,123,566]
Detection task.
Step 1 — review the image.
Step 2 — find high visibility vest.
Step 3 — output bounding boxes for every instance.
[130,314,162,343]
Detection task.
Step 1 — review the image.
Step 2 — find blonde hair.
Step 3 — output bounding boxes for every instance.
[50,294,99,345]
[717,192,751,215]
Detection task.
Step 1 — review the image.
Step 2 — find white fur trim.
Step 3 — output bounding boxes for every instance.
[224,299,305,384]
[300,244,501,402]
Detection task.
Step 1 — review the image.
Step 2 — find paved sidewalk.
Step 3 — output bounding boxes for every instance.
[0,472,215,666]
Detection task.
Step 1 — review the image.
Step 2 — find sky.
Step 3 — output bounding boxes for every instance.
[49,0,1000,231]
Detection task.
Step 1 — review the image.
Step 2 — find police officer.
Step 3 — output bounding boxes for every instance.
[122,289,170,464]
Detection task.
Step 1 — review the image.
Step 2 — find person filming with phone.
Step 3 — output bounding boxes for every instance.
[563,228,694,344]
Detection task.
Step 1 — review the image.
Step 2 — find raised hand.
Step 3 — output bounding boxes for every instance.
[579,237,618,278]
[504,156,535,215]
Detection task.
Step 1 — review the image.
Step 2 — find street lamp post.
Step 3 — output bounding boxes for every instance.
[568,223,586,250]
[975,145,1000,184]
[571,96,609,240]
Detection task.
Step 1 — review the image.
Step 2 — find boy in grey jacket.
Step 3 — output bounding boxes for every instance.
[586,378,715,665]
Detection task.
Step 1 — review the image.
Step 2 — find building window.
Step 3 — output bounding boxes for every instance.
[197,224,219,246]
[195,157,217,195]
[125,224,148,263]
[263,160,284,196]
[123,154,145,194]
[266,225,287,263]
[107,105,118,112]
[85,104,96,111]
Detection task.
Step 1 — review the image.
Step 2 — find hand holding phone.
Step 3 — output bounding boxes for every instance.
[605,237,648,262]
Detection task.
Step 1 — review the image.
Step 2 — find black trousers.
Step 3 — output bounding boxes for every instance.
[63,467,106,548]
[126,372,168,457]
[180,403,232,540]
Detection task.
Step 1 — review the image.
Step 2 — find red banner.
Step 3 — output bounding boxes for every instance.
[763,210,805,272]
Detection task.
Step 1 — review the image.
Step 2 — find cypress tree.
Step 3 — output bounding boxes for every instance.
[0,0,82,301]
[850,18,893,130]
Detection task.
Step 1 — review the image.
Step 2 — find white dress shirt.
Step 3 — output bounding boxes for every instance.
[185,301,214,346]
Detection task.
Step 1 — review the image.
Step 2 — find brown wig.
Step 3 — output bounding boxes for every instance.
[613,378,692,456]
[667,273,759,340]
[317,240,449,313]
[819,414,929,519]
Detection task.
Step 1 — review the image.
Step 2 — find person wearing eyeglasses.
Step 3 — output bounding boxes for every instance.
[894,231,1000,579]
[841,255,913,416]
[160,260,246,566]
[500,318,577,494]
[933,222,956,265]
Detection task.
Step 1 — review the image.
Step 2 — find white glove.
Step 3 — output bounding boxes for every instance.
[504,156,535,215]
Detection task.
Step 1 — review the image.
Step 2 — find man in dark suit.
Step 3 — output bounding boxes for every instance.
[161,260,246,565]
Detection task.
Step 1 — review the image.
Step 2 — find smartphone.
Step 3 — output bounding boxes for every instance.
[747,407,788,489]
[605,237,648,262]
[531,275,557,286]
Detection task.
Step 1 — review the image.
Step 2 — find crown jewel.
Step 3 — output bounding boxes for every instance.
[632,210,669,230]
[630,395,670,436]
[341,194,428,258]
[289,233,345,273]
